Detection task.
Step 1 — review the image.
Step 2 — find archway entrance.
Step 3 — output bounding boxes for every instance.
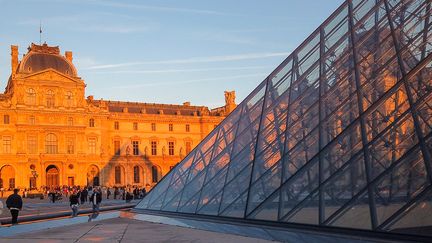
[46,165,59,188]
[0,165,15,189]
[87,165,100,186]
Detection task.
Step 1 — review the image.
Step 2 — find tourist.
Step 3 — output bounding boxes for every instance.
[90,188,102,215]
[6,189,23,225]
[87,187,93,204]
[141,188,147,198]
[50,191,56,203]
[106,187,111,199]
[69,190,79,217]
[114,187,119,199]
[80,187,88,204]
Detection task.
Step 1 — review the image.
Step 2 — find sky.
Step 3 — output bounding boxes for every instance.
[0,0,344,108]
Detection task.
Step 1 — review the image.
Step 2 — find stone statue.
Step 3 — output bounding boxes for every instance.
[179,147,183,158]
[224,91,236,105]
[126,145,131,155]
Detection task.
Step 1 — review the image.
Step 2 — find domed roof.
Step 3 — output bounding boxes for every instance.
[18,43,77,77]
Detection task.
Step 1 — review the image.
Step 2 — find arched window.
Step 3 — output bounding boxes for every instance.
[133,166,140,183]
[115,166,122,184]
[65,91,73,107]
[151,165,160,183]
[89,118,95,127]
[26,88,36,105]
[46,90,55,108]
[45,133,58,154]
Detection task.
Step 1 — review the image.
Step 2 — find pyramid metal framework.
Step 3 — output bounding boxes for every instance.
[137,0,432,234]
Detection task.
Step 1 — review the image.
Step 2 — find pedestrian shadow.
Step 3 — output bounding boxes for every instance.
[88,212,99,222]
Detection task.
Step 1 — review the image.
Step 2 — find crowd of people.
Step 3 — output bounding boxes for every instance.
[2,185,148,225]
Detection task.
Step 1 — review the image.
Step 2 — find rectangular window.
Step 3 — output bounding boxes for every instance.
[27,135,37,154]
[66,137,74,154]
[169,124,173,132]
[68,117,73,126]
[114,121,119,130]
[133,122,138,130]
[168,141,174,156]
[114,140,120,155]
[89,138,97,154]
[4,115,9,124]
[151,141,157,155]
[186,124,190,132]
[132,141,139,155]
[186,142,192,154]
[89,119,95,127]
[29,116,35,125]
[3,136,11,154]
[151,123,156,131]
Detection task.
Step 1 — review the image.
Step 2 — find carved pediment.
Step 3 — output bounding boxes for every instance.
[20,69,82,84]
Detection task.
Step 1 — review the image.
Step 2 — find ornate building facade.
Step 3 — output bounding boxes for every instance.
[0,43,235,190]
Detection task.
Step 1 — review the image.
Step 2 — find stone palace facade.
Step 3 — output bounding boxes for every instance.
[0,43,235,190]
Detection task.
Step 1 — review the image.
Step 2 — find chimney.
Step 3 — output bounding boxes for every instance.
[65,51,73,62]
[11,45,18,74]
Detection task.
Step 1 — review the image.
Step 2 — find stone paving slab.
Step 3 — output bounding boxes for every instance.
[0,217,274,243]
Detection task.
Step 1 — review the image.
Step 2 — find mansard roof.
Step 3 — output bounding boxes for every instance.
[91,99,223,117]
[17,43,77,77]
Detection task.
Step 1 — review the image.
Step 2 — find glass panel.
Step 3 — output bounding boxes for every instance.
[280,157,319,219]
[324,5,349,53]
[248,192,279,221]
[197,190,223,216]
[219,191,248,218]
[387,189,432,236]
[247,161,282,215]
[364,83,410,142]
[322,122,363,182]
[219,163,252,214]
[374,147,430,225]
[267,58,293,108]
[368,113,419,180]
[323,154,367,221]
[328,191,372,230]
[146,173,174,210]
[197,166,228,213]
[406,59,432,103]
[284,129,319,181]
[177,171,206,212]
[286,192,319,225]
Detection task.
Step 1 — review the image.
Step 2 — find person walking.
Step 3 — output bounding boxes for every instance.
[89,188,102,216]
[69,190,79,217]
[6,189,23,225]
[106,187,111,200]
[80,188,88,204]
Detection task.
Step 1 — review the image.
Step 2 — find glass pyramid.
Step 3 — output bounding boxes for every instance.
[137,0,432,234]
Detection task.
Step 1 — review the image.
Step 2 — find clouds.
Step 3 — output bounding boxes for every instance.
[111,73,268,89]
[87,65,272,75]
[85,0,238,16]
[83,52,290,70]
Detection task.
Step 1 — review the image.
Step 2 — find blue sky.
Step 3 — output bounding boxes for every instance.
[0,0,344,108]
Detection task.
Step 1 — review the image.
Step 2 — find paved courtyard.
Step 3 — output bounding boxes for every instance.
[0,197,137,220]
[0,217,273,243]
